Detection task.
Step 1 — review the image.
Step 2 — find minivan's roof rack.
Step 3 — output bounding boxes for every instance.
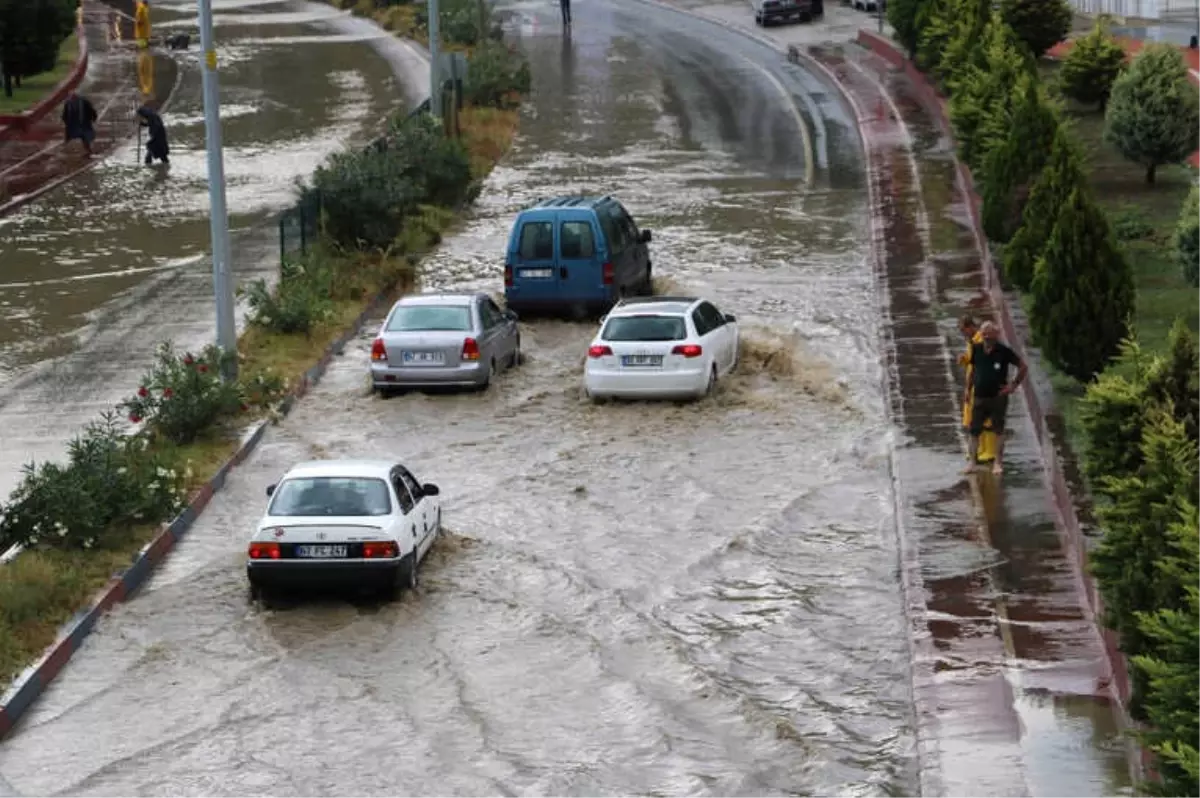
[615,295,698,307]
[526,194,616,209]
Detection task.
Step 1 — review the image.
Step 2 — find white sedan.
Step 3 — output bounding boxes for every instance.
[246,459,442,599]
[583,295,740,401]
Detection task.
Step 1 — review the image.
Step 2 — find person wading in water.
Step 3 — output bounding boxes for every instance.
[136,103,170,166]
[958,314,997,466]
[61,91,98,156]
[963,321,1027,475]
[560,0,572,27]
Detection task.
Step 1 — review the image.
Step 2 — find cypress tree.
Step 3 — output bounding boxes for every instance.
[999,0,1073,58]
[1080,334,1154,492]
[1030,185,1135,381]
[1059,19,1128,111]
[1002,125,1085,290]
[948,15,1033,170]
[1092,408,1199,717]
[980,73,1061,243]
[1176,184,1199,286]
[887,0,926,60]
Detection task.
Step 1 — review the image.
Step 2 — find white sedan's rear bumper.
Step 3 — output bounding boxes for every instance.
[584,364,709,399]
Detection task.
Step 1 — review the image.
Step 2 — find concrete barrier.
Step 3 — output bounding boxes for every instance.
[0,25,90,139]
[0,287,402,742]
[855,28,1134,716]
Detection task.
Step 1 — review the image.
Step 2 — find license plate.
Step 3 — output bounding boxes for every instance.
[522,268,553,278]
[621,354,663,367]
[295,544,348,558]
[402,351,445,365]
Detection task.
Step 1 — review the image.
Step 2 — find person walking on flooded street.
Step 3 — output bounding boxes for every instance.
[958,314,997,465]
[560,0,572,27]
[136,103,170,166]
[62,91,98,157]
[963,321,1027,476]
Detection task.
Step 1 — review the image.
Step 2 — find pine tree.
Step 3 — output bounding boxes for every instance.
[1145,318,1200,443]
[1059,19,1128,111]
[1105,43,1200,184]
[1030,186,1135,381]
[1002,125,1086,290]
[981,73,1061,243]
[1091,408,1199,717]
[1000,0,1072,58]
[915,0,956,76]
[948,15,1032,169]
[1080,334,1155,493]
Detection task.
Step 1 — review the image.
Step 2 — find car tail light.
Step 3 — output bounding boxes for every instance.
[371,337,387,362]
[362,541,399,559]
[602,262,614,285]
[672,344,703,358]
[248,542,280,559]
[504,264,513,287]
[588,345,613,358]
[462,337,481,361]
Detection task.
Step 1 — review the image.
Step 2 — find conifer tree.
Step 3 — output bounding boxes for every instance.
[1059,19,1128,111]
[981,73,1061,243]
[1030,185,1135,381]
[1002,125,1085,290]
[1105,43,1200,184]
[1176,184,1199,286]
[1092,408,1199,716]
[1000,0,1072,58]
[887,0,926,59]
[948,15,1032,169]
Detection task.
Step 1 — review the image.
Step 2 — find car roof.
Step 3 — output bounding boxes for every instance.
[394,292,480,307]
[282,460,399,480]
[525,194,614,210]
[609,296,699,316]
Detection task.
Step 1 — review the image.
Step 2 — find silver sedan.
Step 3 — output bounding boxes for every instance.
[369,292,521,394]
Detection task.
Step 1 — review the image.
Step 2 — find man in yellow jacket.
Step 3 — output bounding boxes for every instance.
[958,314,997,465]
[134,0,151,48]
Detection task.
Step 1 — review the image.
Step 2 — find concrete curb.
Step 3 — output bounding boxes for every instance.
[0,287,401,742]
[0,22,89,139]
[856,26,1135,728]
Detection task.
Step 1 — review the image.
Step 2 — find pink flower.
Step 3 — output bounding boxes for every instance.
[137,386,149,398]
[198,364,208,373]
[183,354,194,366]
[129,414,142,424]
[163,388,174,398]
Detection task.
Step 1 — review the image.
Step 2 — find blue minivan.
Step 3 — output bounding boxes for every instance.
[503,195,653,317]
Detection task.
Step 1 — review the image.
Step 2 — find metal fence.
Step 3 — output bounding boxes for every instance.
[277,97,433,264]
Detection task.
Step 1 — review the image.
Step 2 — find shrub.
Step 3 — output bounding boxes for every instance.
[1092,407,1199,716]
[980,73,1061,243]
[1058,20,1127,111]
[1176,183,1199,286]
[948,15,1032,170]
[384,111,473,207]
[463,40,531,109]
[887,0,926,59]
[120,342,246,446]
[414,0,489,46]
[1002,124,1086,290]
[0,413,186,552]
[1030,186,1135,382]
[1104,43,1200,184]
[241,256,335,334]
[999,0,1071,58]
[1080,335,1155,491]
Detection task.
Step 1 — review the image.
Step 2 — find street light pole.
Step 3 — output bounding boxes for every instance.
[427,0,442,117]
[197,0,238,379]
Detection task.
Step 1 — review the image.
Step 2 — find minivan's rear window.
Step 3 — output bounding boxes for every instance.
[387,305,472,332]
[269,477,392,517]
[602,315,687,341]
[561,221,595,258]
[519,221,554,260]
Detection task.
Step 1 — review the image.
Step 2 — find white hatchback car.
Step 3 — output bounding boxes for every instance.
[584,296,740,401]
[246,459,441,599]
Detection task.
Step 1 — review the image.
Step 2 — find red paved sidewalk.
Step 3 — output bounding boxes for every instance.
[1047,35,1200,167]
[0,3,141,213]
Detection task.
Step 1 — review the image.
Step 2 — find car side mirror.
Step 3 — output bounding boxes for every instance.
[640,229,652,243]
[506,309,519,321]
[422,483,440,496]
[266,484,276,497]
[725,313,737,323]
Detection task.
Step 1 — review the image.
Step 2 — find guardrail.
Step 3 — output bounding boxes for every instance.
[277,97,433,265]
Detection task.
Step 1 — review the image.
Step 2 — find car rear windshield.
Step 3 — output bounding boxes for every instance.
[269,477,392,517]
[601,314,687,341]
[386,305,472,332]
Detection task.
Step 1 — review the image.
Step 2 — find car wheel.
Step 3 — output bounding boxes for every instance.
[401,551,420,591]
[640,264,653,295]
[478,359,494,391]
[510,337,522,368]
[701,364,717,398]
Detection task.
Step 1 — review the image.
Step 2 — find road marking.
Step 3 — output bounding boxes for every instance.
[739,54,814,184]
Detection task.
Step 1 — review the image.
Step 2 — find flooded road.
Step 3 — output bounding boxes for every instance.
[0,2,930,796]
[0,0,427,499]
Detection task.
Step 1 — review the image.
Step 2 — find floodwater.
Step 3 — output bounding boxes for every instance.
[0,1,928,796]
[0,0,427,500]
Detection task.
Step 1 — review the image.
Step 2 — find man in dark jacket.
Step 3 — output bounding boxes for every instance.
[136,103,170,165]
[62,91,98,156]
[560,0,571,26]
